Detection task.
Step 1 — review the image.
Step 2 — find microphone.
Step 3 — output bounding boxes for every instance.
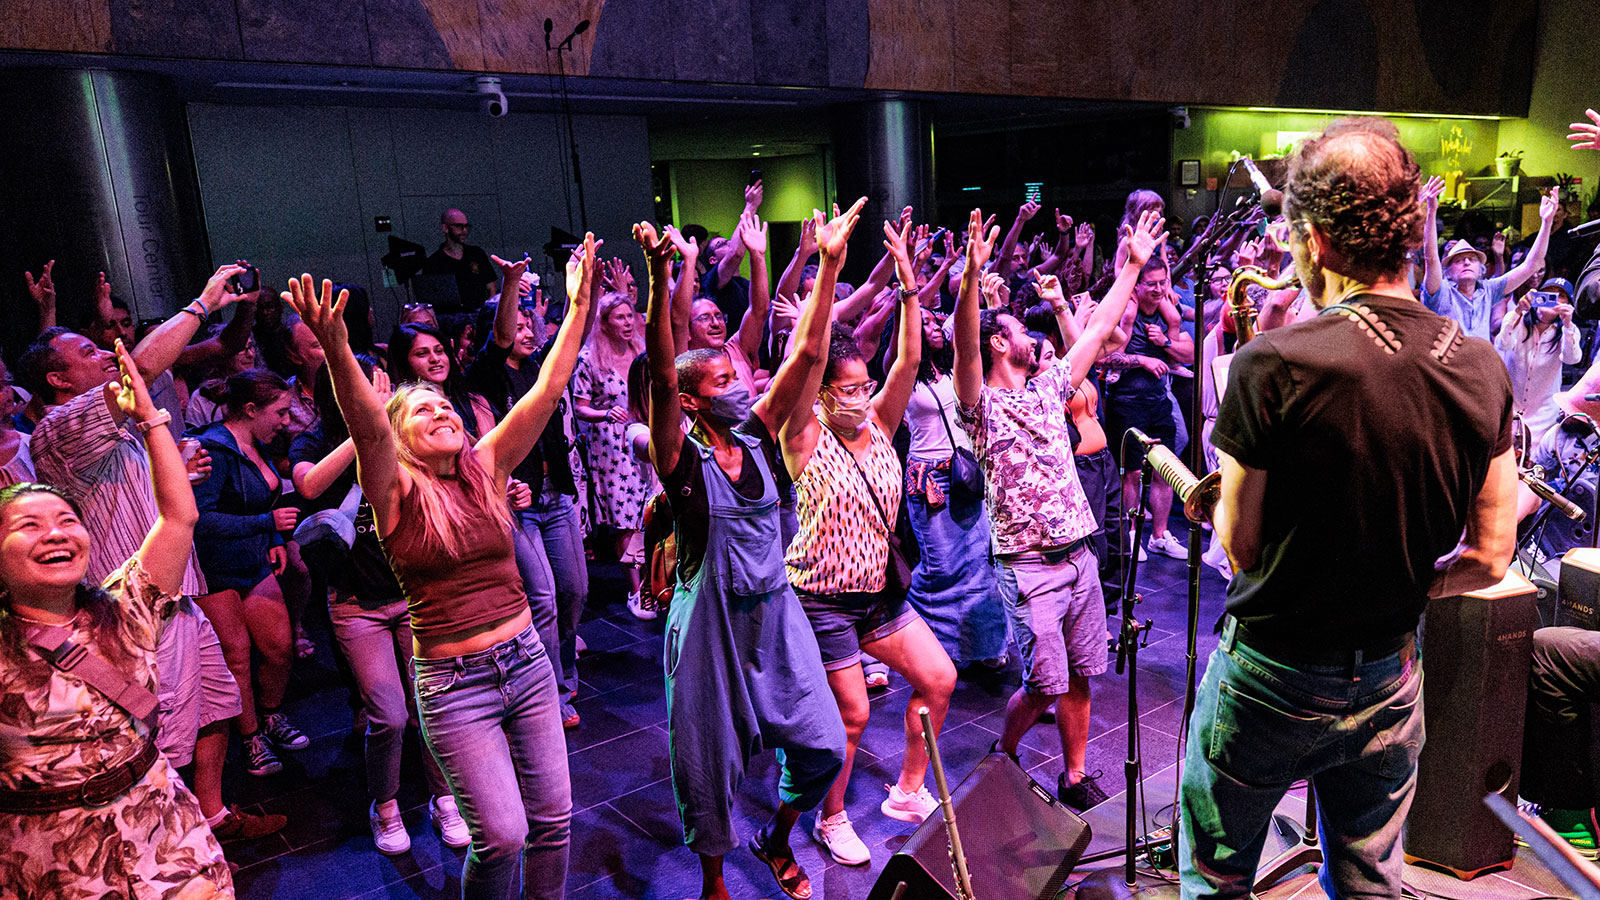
[574,18,591,35]
[1239,158,1284,217]
[543,17,553,49]
[1570,217,1600,239]
[1126,429,1221,522]
[1522,468,1586,520]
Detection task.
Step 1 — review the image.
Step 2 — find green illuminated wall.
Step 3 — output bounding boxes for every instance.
[1169,108,1502,230]
[666,153,829,274]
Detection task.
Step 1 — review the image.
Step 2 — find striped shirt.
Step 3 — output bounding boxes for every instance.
[786,420,902,595]
[31,388,206,595]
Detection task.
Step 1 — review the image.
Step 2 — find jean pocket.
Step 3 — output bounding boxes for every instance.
[1368,669,1425,780]
[1208,679,1326,787]
[725,534,787,596]
[413,666,460,702]
[665,624,682,679]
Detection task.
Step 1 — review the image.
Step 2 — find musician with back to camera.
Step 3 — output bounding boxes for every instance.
[1177,117,1519,899]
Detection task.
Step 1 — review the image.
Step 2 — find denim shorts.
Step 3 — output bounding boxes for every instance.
[155,598,242,768]
[997,543,1108,694]
[795,588,920,672]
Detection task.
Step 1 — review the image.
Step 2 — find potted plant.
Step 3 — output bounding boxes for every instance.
[1495,150,1523,178]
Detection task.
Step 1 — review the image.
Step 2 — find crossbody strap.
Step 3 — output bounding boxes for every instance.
[843,434,896,533]
[27,624,159,732]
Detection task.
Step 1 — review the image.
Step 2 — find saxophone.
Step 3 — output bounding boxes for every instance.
[1225,265,1301,344]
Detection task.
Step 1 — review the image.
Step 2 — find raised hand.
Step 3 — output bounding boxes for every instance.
[964,208,1002,270]
[1419,175,1446,214]
[1035,273,1064,306]
[815,197,868,261]
[282,274,351,352]
[744,179,764,211]
[664,224,698,262]
[738,211,768,255]
[370,366,393,402]
[979,271,1008,309]
[1055,208,1073,234]
[1540,187,1561,224]
[112,338,156,420]
[1569,109,1600,151]
[198,263,249,314]
[1491,232,1507,256]
[796,215,818,260]
[882,218,914,268]
[490,254,529,290]
[566,233,601,309]
[1017,200,1041,223]
[1121,209,1168,269]
[770,292,801,331]
[634,222,676,265]
[24,259,56,311]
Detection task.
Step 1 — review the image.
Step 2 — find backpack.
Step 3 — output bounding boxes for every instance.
[641,491,676,612]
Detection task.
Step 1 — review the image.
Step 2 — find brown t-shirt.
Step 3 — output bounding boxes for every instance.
[380,475,524,641]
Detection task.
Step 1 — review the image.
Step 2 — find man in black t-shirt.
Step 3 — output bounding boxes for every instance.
[1177,119,1518,900]
[422,208,497,314]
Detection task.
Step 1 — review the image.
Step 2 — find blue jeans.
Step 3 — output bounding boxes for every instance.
[1178,619,1424,900]
[517,493,588,692]
[413,625,572,900]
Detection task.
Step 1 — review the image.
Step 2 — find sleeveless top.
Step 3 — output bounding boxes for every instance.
[905,376,972,459]
[380,475,525,642]
[786,420,902,595]
[1111,308,1170,401]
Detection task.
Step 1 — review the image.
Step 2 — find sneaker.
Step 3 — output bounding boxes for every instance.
[561,700,580,730]
[1128,530,1148,563]
[1058,770,1110,811]
[864,661,890,690]
[243,733,282,777]
[210,804,288,842]
[1202,539,1232,579]
[626,590,658,620]
[1147,531,1187,559]
[431,795,470,849]
[262,712,311,751]
[882,783,939,824]
[812,810,871,865]
[988,739,1020,765]
[370,799,411,855]
[1520,806,1600,860]
[575,634,587,656]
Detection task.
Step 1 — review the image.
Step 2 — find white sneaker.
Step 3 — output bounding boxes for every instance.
[1148,531,1187,559]
[1202,540,1232,579]
[1128,530,1148,563]
[370,799,410,855]
[881,783,939,824]
[626,590,658,620]
[430,795,470,849]
[812,810,871,865]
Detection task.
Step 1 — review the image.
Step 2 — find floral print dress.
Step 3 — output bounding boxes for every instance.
[0,558,233,900]
[574,352,651,531]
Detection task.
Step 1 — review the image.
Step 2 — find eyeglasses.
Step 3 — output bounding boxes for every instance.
[827,380,877,399]
[402,302,435,311]
[693,311,726,324]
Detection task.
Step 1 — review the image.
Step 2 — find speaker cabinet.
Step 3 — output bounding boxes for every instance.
[1558,548,1600,631]
[867,753,1092,900]
[1405,570,1537,879]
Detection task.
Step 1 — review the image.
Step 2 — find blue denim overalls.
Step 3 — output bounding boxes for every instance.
[665,432,846,857]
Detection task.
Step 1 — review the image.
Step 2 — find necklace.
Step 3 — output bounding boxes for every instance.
[7,608,75,627]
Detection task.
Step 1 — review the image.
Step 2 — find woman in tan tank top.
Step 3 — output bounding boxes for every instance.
[283,238,597,900]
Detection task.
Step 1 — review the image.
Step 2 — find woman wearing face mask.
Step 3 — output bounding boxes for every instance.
[783,220,957,868]
[681,212,771,426]
[190,369,307,779]
[573,292,653,616]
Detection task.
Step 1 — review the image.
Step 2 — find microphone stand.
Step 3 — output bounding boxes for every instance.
[1074,434,1162,900]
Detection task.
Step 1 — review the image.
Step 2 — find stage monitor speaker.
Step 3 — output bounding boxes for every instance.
[1405,570,1537,880]
[1558,548,1600,630]
[867,752,1091,900]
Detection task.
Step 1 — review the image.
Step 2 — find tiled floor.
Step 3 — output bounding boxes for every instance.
[223,525,1571,900]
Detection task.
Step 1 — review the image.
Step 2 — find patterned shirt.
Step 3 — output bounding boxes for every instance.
[958,361,1098,557]
[786,421,902,595]
[31,388,206,596]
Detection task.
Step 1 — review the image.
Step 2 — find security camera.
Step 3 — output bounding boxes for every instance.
[1170,105,1190,130]
[474,76,508,118]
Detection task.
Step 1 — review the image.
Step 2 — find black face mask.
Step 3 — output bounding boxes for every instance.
[695,380,751,428]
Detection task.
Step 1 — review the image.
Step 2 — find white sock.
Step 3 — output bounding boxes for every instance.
[205,807,229,827]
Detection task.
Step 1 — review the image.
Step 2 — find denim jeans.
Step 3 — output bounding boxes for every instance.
[1523,626,1600,809]
[329,597,447,803]
[1178,618,1424,900]
[516,493,588,693]
[413,624,572,900]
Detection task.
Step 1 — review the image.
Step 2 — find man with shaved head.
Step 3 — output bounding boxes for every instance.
[1177,118,1518,899]
[423,207,498,312]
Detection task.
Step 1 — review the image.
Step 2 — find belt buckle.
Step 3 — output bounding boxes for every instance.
[79,765,127,808]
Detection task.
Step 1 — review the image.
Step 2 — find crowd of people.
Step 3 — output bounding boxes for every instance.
[2,108,1600,900]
